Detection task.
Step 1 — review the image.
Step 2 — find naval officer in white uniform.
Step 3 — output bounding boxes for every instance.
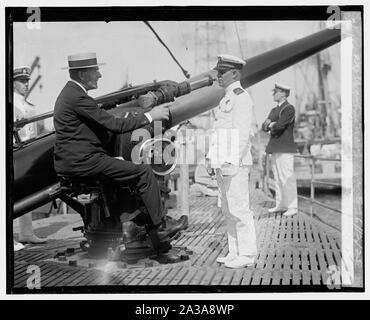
[13,66,47,250]
[207,54,257,269]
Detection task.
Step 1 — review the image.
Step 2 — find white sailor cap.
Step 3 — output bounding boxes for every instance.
[273,82,291,94]
[214,54,246,72]
[14,66,31,80]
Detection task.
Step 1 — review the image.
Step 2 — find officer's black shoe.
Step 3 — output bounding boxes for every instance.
[159,215,189,234]
[157,240,171,253]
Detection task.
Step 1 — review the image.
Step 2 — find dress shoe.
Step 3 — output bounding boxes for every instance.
[157,240,172,253]
[157,227,181,241]
[225,256,255,269]
[14,241,25,252]
[216,253,237,264]
[283,209,298,217]
[19,235,47,244]
[268,206,287,213]
[158,215,189,236]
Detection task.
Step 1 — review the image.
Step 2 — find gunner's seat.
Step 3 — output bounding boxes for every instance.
[57,174,171,260]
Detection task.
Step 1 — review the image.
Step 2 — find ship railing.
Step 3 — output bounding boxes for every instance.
[263,153,341,231]
[13,111,55,146]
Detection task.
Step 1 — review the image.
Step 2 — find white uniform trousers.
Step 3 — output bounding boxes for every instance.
[216,166,257,257]
[271,153,298,210]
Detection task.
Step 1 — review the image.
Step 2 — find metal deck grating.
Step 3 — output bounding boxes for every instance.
[13,188,342,289]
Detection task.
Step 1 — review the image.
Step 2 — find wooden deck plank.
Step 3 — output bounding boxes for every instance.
[220,269,235,286]
[204,246,225,268]
[271,270,282,285]
[160,266,186,286]
[136,268,162,286]
[107,270,131,286]
[192,247,215,267]
[285,216,293,244]
[277,215,287,246]
[304,216,314,244]
[170,267,189,285]
[319,231,336,263]
[14,263,50,285]
[64,269,95,286]
[298,215,308,244]
[241,269,254,285]
[13,262,28,272]
[270,213,282,250]
[189,268,207,285]
[311,227,328,272]
[274,250,284,271]
[326,235,343,271]
[199,267,216,286]
[149,267,173,286]
[210,269,225,285]
[230,269,244,286]
[71,270,103,286]
[44,268,81,287]
[57,270,90,286]
[292,270,301,285]
[251,270,263,285]
[302,270,311,285]
[292,249,300,271]
[179,268,198,285]
[129,269,154,286]
[282,270,291,285]
[293,215,299,244]
[264,251,275,272]
[282,249,292,285]
[261,271,272,285]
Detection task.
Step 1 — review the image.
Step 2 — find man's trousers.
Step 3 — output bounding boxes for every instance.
[91,154,163,226]
[216,166,257,257]
[271,153,298,210]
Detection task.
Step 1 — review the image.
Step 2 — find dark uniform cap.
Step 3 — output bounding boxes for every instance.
[14,66,31,80]
[214,54,246,72]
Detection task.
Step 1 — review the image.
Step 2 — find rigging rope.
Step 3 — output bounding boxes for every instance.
[143,21,190,79]
[234,21,245,59]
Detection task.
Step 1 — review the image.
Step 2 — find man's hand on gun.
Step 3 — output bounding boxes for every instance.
[206,158,215,177]
[148,103,170,121]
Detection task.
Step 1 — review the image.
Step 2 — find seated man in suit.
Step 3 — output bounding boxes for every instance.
[54,53,177,247]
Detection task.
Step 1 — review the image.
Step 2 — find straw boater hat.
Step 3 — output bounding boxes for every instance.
[213,54,246,72]
[14,66,31,80]
[62,52,105,70]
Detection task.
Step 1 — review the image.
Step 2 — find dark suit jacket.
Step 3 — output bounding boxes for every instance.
[262,100,297,154]
[53,81,150,175]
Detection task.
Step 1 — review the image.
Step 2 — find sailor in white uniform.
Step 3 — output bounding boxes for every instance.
[207,54,257,269]
[13,66,47,250]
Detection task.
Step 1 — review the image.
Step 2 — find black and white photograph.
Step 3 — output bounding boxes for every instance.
[4,2,365,299]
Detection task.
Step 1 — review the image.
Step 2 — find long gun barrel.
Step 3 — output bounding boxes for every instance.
[12,26,342,218]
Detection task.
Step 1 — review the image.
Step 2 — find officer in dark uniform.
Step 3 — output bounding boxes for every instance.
[262,82,298,216]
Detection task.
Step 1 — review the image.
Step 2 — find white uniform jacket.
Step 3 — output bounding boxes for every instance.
[207,81,253,168]
[14,92,37,140]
